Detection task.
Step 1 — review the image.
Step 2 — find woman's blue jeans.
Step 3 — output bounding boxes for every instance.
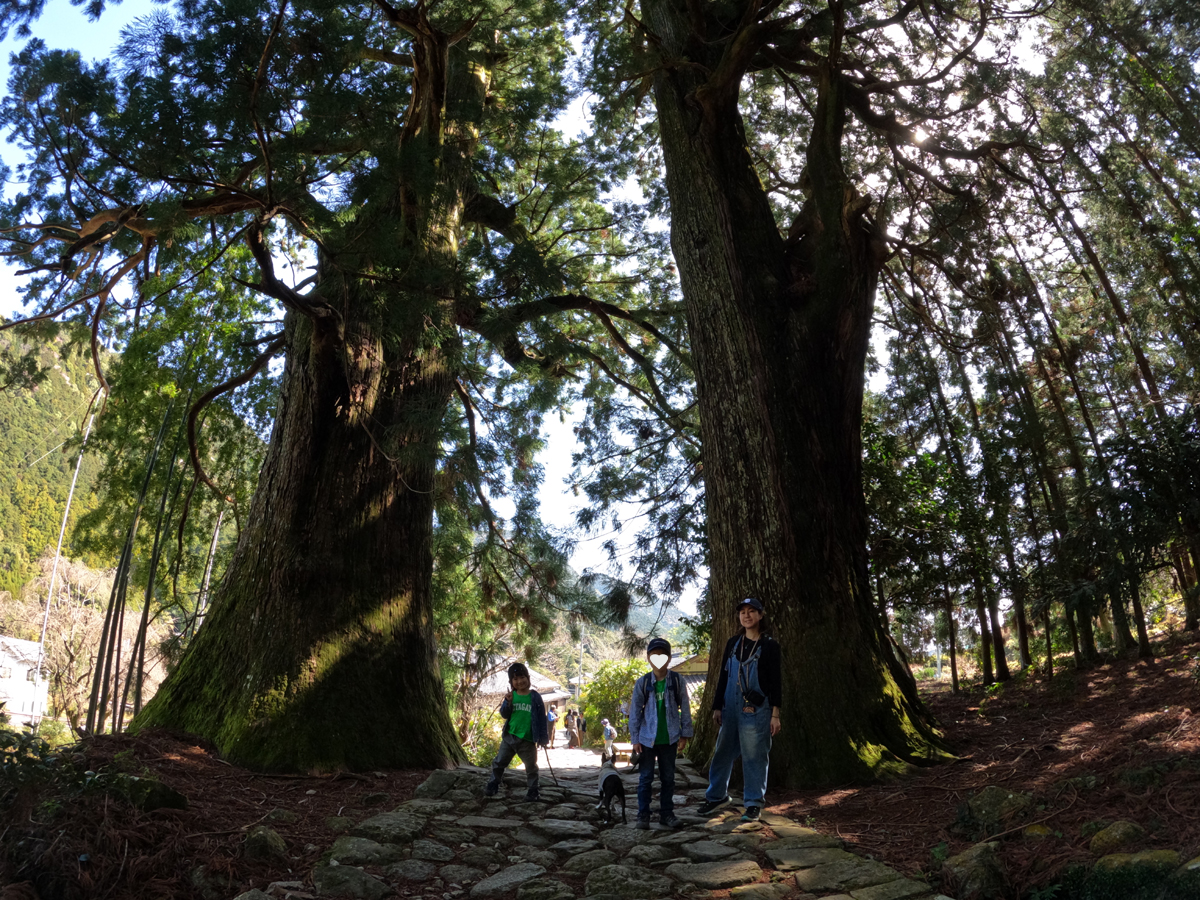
[704,705,771,807]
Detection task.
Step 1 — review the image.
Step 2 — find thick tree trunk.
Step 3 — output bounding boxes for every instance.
[138,310,463,771]
[137,30,490,771]
[642,2,947,784]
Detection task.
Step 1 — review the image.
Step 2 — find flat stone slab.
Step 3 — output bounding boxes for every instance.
[328,837,405,866]
[385,859,439,882]
[549,839,601,853]
[651,830,706,846]
[599,828,653,852]
[515,827,553,847]
[471,863,548,899]
[517,879,577,900]
[411,839,455,861]
[682,841,741,862]
[313,865,388,900]
[459,815,529,829]
[626,844,670,863]
[729,884,793,900]
[585,864,675,898]
[461,846,508,867]
[396,798,456,816]
[350,812,424,844]
[561,849,619,874]
[765,845,855,871]
[664,859,763,889]
[528,818,598,839]
[716,833,769,851]
[794,859,903,893]
[439,864,486,884]
[770,824,842,846]
[849,878,932,900]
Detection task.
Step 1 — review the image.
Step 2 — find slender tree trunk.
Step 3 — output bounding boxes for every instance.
[1066,604,1082,668]
[1128,576,1153,658]
[1043,608,1054,681]
[1107,589,1135,655]
[1187,547,1200,630]
[974,582,994,685]
[643,0,947,783]
[1076,606,1099,664]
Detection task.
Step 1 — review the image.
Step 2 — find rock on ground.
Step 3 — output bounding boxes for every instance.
[584,863,675,898]
[664,859,763,889]
[312,865,389,900]
[470,862,549,899]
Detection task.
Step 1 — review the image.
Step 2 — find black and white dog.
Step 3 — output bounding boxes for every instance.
[596,758,627,825]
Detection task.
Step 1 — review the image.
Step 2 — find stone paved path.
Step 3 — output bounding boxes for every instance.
[241,757,957,900]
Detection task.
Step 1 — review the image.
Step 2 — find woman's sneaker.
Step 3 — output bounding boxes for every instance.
[697,796,731,816]
[741,806,761,822]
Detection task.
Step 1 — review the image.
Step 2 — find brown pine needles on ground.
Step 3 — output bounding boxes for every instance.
[771,632,1200,897]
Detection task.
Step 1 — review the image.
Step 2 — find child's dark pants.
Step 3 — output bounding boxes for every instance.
[636,742,676,822]
[487,732,540,797]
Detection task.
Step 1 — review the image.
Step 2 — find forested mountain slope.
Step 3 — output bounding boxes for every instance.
[0,324,103,596]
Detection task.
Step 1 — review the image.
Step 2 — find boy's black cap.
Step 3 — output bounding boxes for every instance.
[737,597,764,613]
[647,637,671,655]
[507,662,530,679]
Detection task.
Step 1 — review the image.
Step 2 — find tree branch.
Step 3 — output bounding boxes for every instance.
[188,336,287,501]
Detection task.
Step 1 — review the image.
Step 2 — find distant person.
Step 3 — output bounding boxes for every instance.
[485,662,548,802]
[567,709,580,748]
[699,597,782,823]
[547,704,559,748]
[629,637,693,829]
[602,718,617,761]
[579,712,587,741]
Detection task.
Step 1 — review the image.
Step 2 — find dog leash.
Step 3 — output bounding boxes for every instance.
[542,744,560,787]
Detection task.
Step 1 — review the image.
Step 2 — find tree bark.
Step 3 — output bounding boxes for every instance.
[136,31,491,771]
[642,0,948,784]
[138,308,463,771]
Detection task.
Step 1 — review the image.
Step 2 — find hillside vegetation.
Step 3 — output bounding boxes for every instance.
[0,324,103,597]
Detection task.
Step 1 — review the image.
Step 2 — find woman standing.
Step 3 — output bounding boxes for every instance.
[698,597,782,822]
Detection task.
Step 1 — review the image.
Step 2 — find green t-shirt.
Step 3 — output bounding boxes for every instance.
[654,677,669,745]
[509,692,533,739]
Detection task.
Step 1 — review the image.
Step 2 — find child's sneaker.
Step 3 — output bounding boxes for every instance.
[697,796,731,816]
[524,791,539,802]
[635,816,650,830]
[660,814,681,828]
[484,781,499,797]
[741,806,761,822]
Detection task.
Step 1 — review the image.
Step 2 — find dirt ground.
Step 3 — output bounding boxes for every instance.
[772,631,1200,896]
[2,632,1198,900]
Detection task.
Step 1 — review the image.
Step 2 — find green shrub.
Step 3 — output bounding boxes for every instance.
[581,658,649,745]
[463,709,503,767]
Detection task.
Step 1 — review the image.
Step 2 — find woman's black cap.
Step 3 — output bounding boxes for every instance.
[737,597,765,613]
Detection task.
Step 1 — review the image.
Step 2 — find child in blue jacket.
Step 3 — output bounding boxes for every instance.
[628,637,693,828]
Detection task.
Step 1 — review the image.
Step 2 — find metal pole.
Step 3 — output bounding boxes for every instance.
[34,413,95,732]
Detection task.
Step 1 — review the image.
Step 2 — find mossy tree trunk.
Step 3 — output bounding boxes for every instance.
[641,1,950,785]
[137,22,491,771]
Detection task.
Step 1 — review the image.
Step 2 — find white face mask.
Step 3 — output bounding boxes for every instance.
[649,653,670,669]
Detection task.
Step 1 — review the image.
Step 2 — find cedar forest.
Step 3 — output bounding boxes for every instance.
[0,0,1199,894]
